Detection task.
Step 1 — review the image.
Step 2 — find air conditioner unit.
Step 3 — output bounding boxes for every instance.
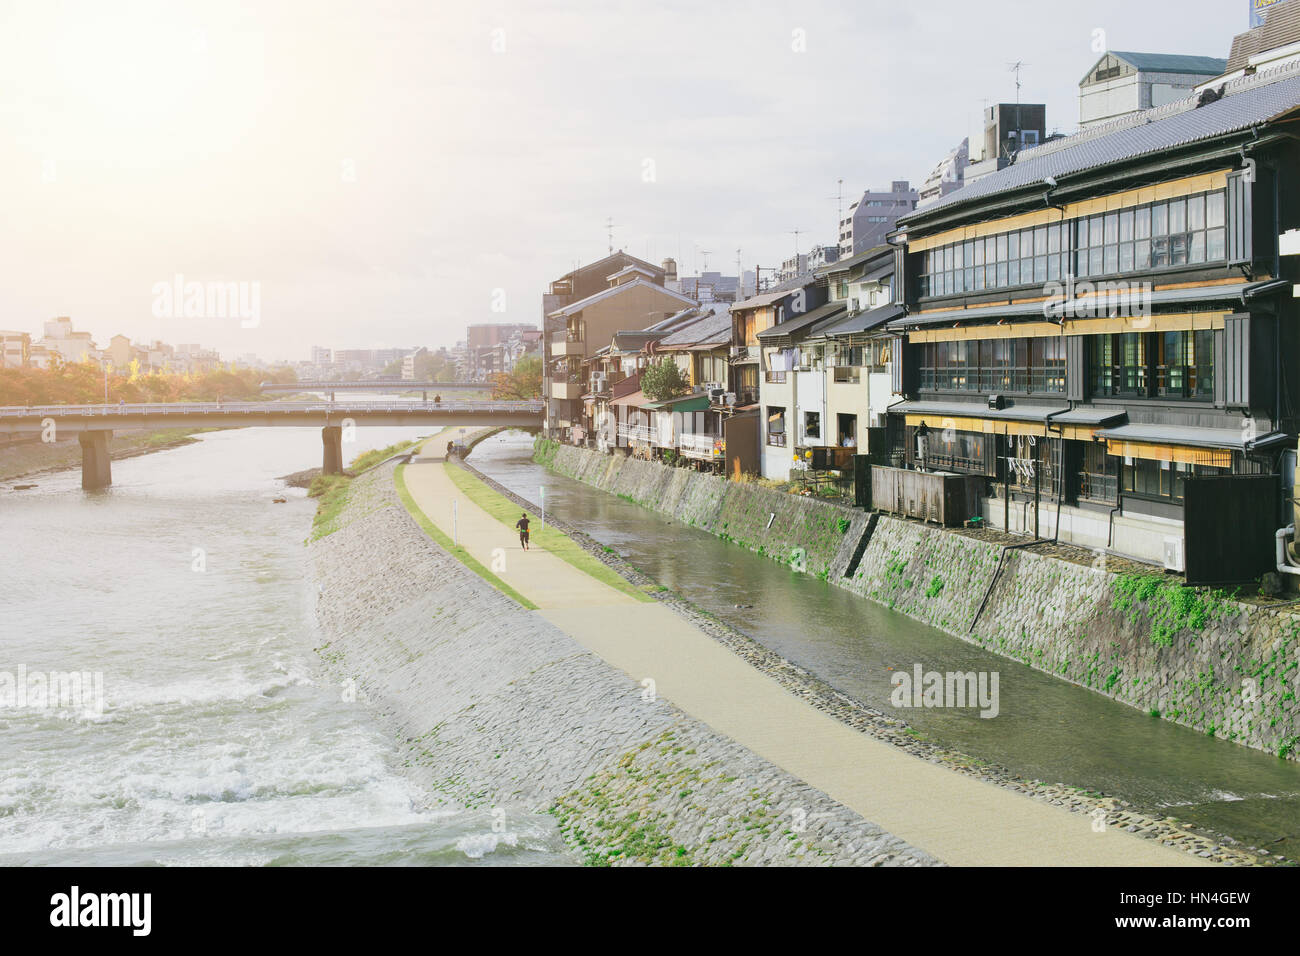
[703,382,723,393]
[590,373,608,391]
[729,346,744,359]
[1163,537,1185,573]
[988,394,1005,410]
[708,387,727,403]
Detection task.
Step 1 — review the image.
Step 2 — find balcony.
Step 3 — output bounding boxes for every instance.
[618,422,655,444]
[551,332,585,357]
[680,433,724,460]
[551,378,583,400]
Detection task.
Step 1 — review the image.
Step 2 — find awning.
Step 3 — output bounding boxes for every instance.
[817,303,905,337]
[1050,406,1128,441]
[645,394,710,412]
[1094,422,1279,467]
[891,282,1252,332]
[894,400,1069,439]
[756,302,847,342]
[609,389,647,408]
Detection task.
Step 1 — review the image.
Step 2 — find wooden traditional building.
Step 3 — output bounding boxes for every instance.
[886,65,1300,571]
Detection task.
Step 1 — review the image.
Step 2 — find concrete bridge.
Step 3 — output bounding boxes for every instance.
[0,400,542,489]
[260,380,495,400]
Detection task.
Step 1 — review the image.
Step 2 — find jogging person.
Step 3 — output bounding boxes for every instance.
[515,512,531,550]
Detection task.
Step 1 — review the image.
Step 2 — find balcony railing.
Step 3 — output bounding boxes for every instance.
[680,433,724,459]
[618,423,655,443]
[1078,471,1118,503]
[767,432,787,448]
[919,366,1066,394]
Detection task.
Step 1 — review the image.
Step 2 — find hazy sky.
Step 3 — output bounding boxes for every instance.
[0,0,1247,361]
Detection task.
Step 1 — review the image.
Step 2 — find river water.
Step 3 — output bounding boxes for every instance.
[0,425,571,866]
[471,430,1300,855]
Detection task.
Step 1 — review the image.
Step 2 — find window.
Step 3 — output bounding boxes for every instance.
[1093,329,1213,401]
[919,188,1230,296]
[1121,458,1225,502]
[804,411,821,440]
[919,336,1065,394]
[766,407,786,447]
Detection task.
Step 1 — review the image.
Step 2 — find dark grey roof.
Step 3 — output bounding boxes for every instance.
[813,243,891,277]
[890,399,1068,423]
[657,309,731,348]
[817,303,905,337]
[1052,407,1127,426]
[1097,422,1260,449]
[1229,3,1300,73]
[889,282,1253,330]
[1107,52,1228,75]
[755,302,846,342]
[905,63,1300,223]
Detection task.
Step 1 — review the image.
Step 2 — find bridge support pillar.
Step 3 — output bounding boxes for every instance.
[79,430,112,490]
[322,425,343,475]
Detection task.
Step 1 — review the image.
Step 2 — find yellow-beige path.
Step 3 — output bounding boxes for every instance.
[400,433,1205,867]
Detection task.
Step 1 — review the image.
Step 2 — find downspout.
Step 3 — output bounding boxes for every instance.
[1045,406,1068,544]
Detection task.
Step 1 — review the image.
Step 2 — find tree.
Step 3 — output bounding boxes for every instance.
[640,359,688,402]
[491,356,542,399]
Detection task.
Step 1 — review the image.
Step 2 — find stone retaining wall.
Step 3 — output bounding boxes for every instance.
[539,441,1300,761]
[308,462,937,866]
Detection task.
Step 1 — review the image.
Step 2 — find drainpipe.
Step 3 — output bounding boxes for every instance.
[1276,526,1300,577]
[1045,406,1068,543]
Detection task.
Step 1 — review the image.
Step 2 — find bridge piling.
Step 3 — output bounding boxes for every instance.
[322,425,343,475]
[78,431,112,490]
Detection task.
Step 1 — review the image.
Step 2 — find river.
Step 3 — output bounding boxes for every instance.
[470,430,1300,855]
[0,425,571,866]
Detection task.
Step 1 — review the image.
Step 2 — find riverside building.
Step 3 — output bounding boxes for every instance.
[885,63,1300,572]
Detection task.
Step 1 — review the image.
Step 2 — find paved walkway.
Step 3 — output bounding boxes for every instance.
[401,433,1205,867]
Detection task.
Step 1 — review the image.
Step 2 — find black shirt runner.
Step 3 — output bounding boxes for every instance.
[515,515,530,549]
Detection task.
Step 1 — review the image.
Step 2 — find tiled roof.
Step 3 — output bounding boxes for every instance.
[905,62,1300,223]
[657,309,731,349]
[1107,52,1227,75]
[1229,3,1300,73]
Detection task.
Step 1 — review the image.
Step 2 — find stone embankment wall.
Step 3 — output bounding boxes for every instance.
[309,462,937,866]
[539,441,1300,761]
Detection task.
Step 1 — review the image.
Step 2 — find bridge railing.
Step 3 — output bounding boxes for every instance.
[0,400,543,418]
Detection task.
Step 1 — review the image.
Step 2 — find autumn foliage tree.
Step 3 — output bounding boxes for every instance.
[0,362,297,406]
[490,356,542,400]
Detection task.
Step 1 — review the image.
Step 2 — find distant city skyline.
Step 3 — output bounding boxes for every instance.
[0,0,1243,361]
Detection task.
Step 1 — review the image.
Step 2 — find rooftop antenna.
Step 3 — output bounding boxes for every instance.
[788,228,803,257]
[605,216,619,255]
[1007,61,1028,159]
[698,248,711,272]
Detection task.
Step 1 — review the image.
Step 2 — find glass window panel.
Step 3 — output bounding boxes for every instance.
[1170,233,1188,266]
[1104,212,1119,244]
[1008,260,1020,285]
[963,241,974,265]
[1047,254,1061,280]
[996,234,1008,263]
[1007,232,1020,259]
[964,268,974,290]
[1089,216,1104,246]
[1135,240,1151,270]
[1034,256,1047,283]
[1189,231,1206,264]
[1119,242,1135,272]
[1207,191,1225,228]
[1188,194,1205,230]
[1075,218,1088,248]
[1151,236,1169,268]
[1048,223,1061,253]
[1034,226,1048,256]
[1152,203,1168,236]
[973,238,985,267]
[973,266,985,291]
[1169,198,1186,234]
[1135,205,1151,239]
[953,243,963,269]
[1119,208,1134,242]
[1207,228,1226,261]
[997,262,1008,286]
[1104,245,1118,274]
[1089,248,1104,275]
